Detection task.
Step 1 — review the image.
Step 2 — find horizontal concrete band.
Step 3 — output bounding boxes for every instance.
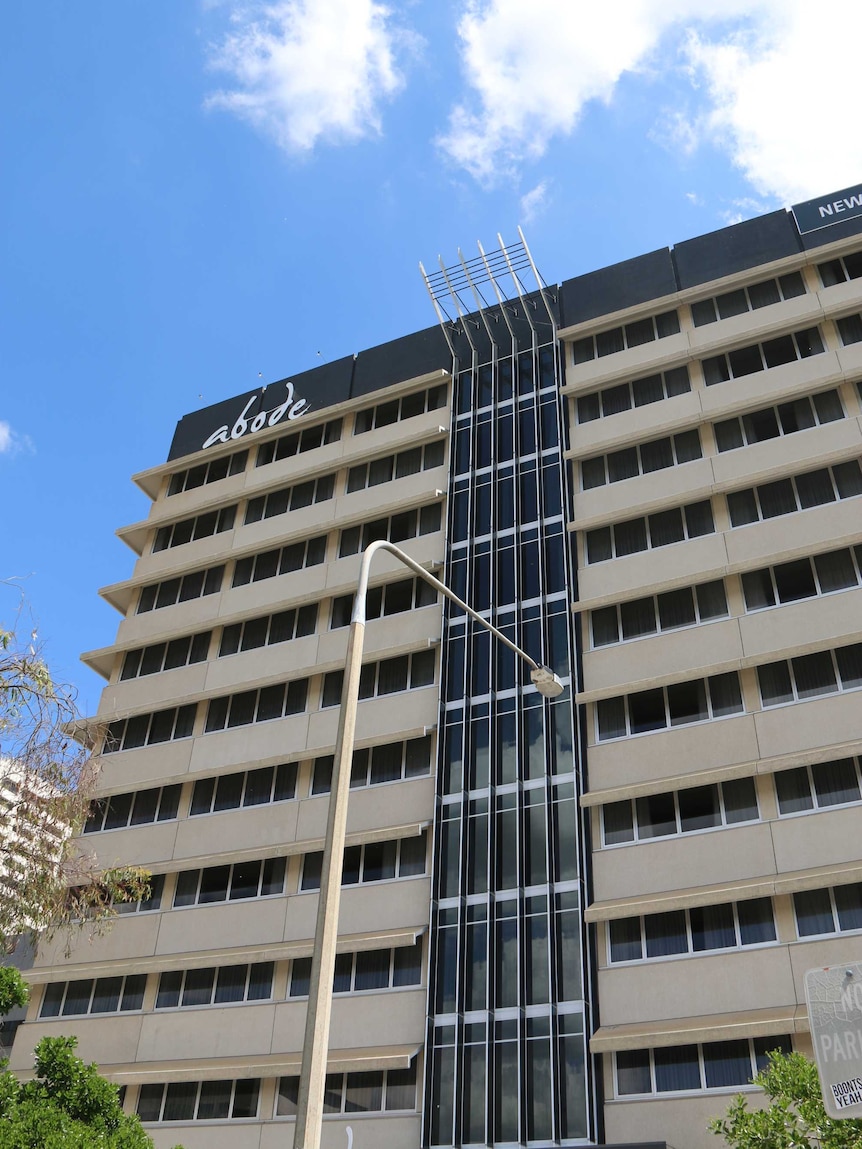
[580,737,862,806]
[590,1005,809,1053]
[23,925,427,984]
[584,859,862,921]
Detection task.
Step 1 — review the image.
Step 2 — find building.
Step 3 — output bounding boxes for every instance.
[8,180,862,1149]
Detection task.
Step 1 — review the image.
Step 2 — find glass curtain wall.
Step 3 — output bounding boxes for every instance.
[424,325,593,1147]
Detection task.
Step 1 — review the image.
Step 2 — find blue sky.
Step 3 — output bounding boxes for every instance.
[2,0,861,714]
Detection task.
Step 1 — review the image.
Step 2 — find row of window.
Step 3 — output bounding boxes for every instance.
[581,429,701,490]
[167,449,248,496]
[819,250,862,287]
[137,1079,261,1123]
[174,857,286,907]
[219,603,317,656]
[702,326,823,386]
[136,504,443,616]
[276,1064,417,1117]
[321,649,436,708]
[300,832,428,891]
[776,756,862,815]
[615,1037,791,1097]
[796,882,862,937]
[596,673,743,741]
[758,642,862,707]
[714,388,843,452]
[609,898,775,963]
[354,383,447,434]
[103,705,196,753]
[453,392,560,475]
[575,366,691,423]
[728,461,862,526]
[289,939,422,997]
[585,500,714,564]
[255,417,342,466]
[602,778,758,845]
[346,439,445,493]
[91,738,432,832]
[203,678,309,733]
[244,473,335,525]
[572,310,680,364]
[153,505,236,552]
[590,579,727,647]
[691,270,806,327]
[42,943,423,1020]
[837,312,862,345]
[120,631,211,679]
[330,575,437,629]
[590,545,862,650]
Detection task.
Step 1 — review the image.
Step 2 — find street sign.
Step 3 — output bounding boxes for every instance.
[805,962,862,1118]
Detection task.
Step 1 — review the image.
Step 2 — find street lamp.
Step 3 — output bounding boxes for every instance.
[294,540,564,1149]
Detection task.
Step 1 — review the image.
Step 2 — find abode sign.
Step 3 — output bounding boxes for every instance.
[200,380,310,450]
[792,184,862,235]
[805,962,862,1118]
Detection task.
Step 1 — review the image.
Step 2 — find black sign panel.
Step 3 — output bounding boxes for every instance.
[792,183,862,235]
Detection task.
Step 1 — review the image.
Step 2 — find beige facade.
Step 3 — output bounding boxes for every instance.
[562,229,862,1148]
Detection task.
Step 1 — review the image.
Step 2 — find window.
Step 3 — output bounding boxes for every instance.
[121,632,211,679]
[219,605,317,656]
[330,576,437,629]
[138,1079,260,1123]
[244,473,335,525]
[727,461,862,527]
[321,650,435,707]
[173,857,286,907]
[301,832,427,891]
[836,313,862,346]
[346,439,446,493]
[84,785,181,833]
[137,565,224,614]
[818,250,862,287]
[103,705,197,754]
[204,679,308,732]
[256,418,342,465]
[152,505,236,552]
[275,1061,417,1117]
[794,883,862,937]
[571,311,680,365]
[354,384,447,434]
[714,389,844,452]
[757,642,862,707]
[609,898,775,962]
[40,974,147,1018]
[581,430,701,490]
[690,271,805,327]
[575,366,691,423]
[742,546,862,611]
[591,580,728,647]
[167,450,247,495]
[602,777,759,845]
[585,500,714,564]
[114,873,165,915]
[616,1037,792,1096]
[311,736,433,795]
[702,327,824,386]
[155,962,274,1008]
[231,535,326,587]
[775,757,862,815]
[289,939,423,997]
[338,503,442,557]
[190,763,297,815]
[596,673,743,741]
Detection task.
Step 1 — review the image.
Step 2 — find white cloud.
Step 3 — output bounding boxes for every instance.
[439,0,862,202]
[0,421,33,458]
[519,180,549,223]
[206,0,407,153]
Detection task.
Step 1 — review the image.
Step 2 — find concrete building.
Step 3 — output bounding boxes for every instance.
[9,180,862,1149]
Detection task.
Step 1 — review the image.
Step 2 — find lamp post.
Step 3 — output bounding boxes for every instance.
[293,540,564,1149]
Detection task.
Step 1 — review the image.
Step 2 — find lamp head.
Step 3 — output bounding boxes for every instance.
[530,666,565,698]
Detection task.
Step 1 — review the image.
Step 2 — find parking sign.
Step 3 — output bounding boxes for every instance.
[805,962,862,1118]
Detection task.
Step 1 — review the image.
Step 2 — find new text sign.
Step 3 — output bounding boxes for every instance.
[805,962,862,1118]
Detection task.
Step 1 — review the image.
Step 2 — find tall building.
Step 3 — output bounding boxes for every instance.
[9,181,862,1149]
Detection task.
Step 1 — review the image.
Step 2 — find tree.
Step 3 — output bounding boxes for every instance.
[0,967,28,1017]
[711,1049,862,1149]
[0,614,149,953]
[0,1034,182,1148]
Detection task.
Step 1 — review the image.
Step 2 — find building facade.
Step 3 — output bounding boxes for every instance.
[9,182,862,1149]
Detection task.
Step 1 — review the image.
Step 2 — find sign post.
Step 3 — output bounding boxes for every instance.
[805,962,862,1118]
